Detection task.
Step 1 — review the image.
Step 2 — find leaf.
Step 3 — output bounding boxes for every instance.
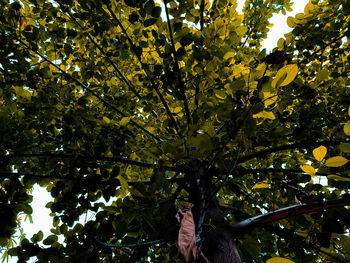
[176,206,197,262]
[340,142,350,153]
[301,165,316,177]
[43,235,58,245]
[327,175,350,182]
[316,69,329,81]
[20,16,27,29]
[266,257,294,263]
[252,183,269,189]
[325,156,349,167]
[344,121,350,136]
[272,64,298,88]
[312,145,327,161]
[120,117,130,126]
[253,111,275,120]
[102,116,111,124]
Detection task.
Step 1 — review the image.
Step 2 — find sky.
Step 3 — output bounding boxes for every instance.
[3,0,309,262]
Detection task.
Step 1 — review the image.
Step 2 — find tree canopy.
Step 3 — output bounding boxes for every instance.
[1,0,350,262]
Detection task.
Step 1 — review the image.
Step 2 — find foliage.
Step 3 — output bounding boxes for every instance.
[0,0,350,262]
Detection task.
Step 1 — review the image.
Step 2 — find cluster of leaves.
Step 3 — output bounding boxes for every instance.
[0,0,350,262]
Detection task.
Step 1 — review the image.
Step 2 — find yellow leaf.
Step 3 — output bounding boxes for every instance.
[312,145,327,162]
[272,64,298,88]
[325,156,349,167]
[263,91,277,106]
[348,105,350,116]
[266,257,294,263]
[253,111,275,120]
[102,116,110,124]
[252,183,269,189]
[223,51,235,60]
[120,117,130,126]
[327,175,350,182]
[344,121,350,136]
[20,16,27,29]
[301,165,316,177]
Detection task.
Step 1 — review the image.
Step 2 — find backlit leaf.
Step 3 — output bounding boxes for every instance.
[312,145,327,161]
[252,183,269,189]
[301,165,316,177]
[272,64,298,88]
[120,117,130,126]
[325,156,349,167]
[266,257,294,263]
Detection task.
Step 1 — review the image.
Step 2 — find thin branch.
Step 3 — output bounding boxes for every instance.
[0,170,184,185]
[240,168,331,177]
[163,0,192,126]
[95,238,162,248]
[0,171,116,184]
[55,0,158,118]
[7,33,163,143]
[237,140,346,164]
[297,33,346,66]
[3,153,185,172]
[102,0,182,136]
[230,197,350,234]
[200,0,205,31]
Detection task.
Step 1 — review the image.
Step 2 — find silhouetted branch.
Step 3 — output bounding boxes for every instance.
[7,33,163,143]
[55,0,158,118]
[231,197,350,234]
[3,153,185,172]
[103,0,183,136]
[164,0,192,126]
[237,140,346,164]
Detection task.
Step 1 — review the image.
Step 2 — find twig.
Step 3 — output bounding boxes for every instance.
[103,0,183,136]
[7,33,163,143]
[55,0,158,118]
[163,0,192,126]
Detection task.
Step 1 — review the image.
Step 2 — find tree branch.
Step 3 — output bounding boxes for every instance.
[55,0,158,118]
[200,0,205,31]
[163,0,192,126]
[240,168,330,177]
[7,33,163,143]
[102,0,183,136]
[3,153,185,172]
[237,140,346,164]
[0,170,184,186]
[231,197,350,234]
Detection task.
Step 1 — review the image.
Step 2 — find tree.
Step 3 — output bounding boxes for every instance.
[0,0,350,262]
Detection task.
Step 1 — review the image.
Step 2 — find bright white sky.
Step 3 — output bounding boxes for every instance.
[5,1,309,262]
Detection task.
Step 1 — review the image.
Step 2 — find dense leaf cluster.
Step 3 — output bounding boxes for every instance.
[0,0,350,262]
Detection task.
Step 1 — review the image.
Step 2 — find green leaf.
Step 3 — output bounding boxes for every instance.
[43,235,58,245]
[327,175,350,182]
[120,117,130,126]
[325,156,349,167]
[313,145,327,161]
[316,69,329,81]
[340,142,350,153]
[144,18,157,27]
[151,6,162,18]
